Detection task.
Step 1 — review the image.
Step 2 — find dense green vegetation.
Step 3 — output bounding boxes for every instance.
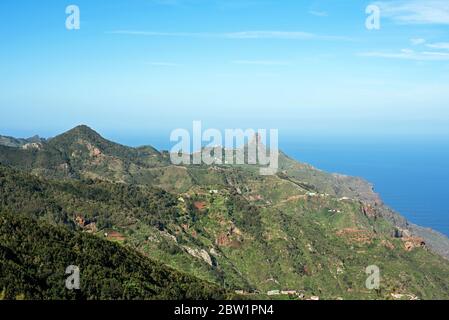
[0,210,227,300]
[0,164,179,230]
[1,125,449,300]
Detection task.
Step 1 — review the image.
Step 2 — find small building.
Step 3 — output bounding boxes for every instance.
[105,231,126,241]
[281,290,297,295]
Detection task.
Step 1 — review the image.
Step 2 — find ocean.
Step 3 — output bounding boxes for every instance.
[281,138,449,238]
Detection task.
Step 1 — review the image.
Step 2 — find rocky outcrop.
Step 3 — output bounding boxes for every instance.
[74,215,97,233]
[183,246,213,266]
[22,142,43,150]
[402,237,426,252]
[0,134,45,148]
[409,224,449,259]
[361,204,378,219]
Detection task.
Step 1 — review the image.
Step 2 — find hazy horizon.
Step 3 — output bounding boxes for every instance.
[1,0,449,140]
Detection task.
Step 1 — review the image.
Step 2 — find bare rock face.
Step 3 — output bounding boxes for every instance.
[74,215,97,233]
[75,215,86,227]
[393,227,412,238]
[183,246,213,266]
[90,146,102,157]
[409,224,449,259]
[361,204,378,219]
[22,142,43,150]
[0,134,45,148]
[402,237,426,252]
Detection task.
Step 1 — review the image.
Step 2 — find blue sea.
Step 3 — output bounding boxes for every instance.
[281,138,449,238]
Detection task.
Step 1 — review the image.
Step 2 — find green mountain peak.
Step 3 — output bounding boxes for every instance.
[1,127,449,300]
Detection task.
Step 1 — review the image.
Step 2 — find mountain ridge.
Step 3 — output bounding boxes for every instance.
[1,125,449,300]
[1,125,448,259]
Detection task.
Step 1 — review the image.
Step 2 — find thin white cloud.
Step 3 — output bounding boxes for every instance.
[231,60,290,66]
[426,42,449,50]
[358,49,449,61]
[408,38,449,50]
[108,30,351,41]
[410,38,426,45]
[374,0,449,24]
[309,10,328,17]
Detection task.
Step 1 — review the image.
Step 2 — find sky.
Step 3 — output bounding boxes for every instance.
[1,0,449,144]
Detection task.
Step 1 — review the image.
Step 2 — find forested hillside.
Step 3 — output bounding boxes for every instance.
[0,210,227,300]
[1,126,449,300]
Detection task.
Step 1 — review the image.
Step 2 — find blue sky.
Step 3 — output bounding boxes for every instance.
[1,0,449,145]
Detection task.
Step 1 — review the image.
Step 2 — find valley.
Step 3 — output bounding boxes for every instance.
[1,125,449,300]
